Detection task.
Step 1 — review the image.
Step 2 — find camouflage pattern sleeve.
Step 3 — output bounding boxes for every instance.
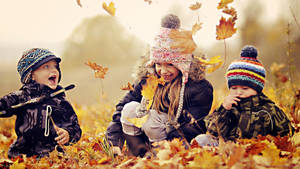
[205,105,239,141]
[271,106,295,137]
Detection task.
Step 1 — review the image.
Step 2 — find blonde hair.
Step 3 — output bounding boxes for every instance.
[152,73,182,117]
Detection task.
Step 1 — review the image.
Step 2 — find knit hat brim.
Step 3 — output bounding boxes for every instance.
[31,55,61,72]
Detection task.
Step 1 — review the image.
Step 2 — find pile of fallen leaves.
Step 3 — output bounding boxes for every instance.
[0,80,299,169]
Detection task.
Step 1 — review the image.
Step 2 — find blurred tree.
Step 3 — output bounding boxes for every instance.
[62,15,146,67]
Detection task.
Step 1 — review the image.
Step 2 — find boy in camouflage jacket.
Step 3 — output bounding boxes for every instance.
[0,48,82,158]
[195,46,294,146]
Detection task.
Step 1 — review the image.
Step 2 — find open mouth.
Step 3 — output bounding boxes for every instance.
[48,75,57,84]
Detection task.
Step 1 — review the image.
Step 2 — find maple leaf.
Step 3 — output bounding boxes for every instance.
[169,29,197,54]
[217,0,234,9]
[195,55,223,73]
[76,0,82,7]
[216,17,237,40]
[121,82,134,91]
[189,2,202,11]
[102,2,116,16]
[85,61,108,79]
[222,7,237,22]
[192,23,203,35]
[126,114,149,128]
[141,74,165,110]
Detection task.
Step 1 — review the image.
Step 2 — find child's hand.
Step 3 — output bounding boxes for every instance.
[54,126,70,145]
[222,95,240,110]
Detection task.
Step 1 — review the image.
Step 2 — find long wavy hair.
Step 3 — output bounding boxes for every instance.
[152,71,182,117]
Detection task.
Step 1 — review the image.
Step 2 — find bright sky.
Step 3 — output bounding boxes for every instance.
[0,0,291,51]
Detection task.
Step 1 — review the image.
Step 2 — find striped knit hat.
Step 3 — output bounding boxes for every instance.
[17,48,61,84]
[226,45,266,92]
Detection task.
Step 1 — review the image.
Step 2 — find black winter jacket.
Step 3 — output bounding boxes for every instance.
[0,82,82,158]
[106,57,213,148]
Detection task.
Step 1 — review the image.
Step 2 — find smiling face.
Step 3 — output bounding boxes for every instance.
[31,60,60,90]
[155,63,180,82]
[229,85,257,98]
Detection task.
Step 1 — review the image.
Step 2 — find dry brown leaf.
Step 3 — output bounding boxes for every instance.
[102,2,116,16]
[85,61,108,79]
[189,2,202,11]
[217,0,234,9]
[121,82,134,91]
[169,29,196,54]
[222,7,237,22]
[76,0,82,7]
[144,0,152,5]
[216,17,237,40]
[192,23,203,35]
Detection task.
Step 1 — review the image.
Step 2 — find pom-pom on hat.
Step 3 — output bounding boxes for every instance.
[17,48,61,84]
[149,14,194,84]
[226,45,266,92]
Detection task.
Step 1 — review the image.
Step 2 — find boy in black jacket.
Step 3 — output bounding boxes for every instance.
[0,48,81,158]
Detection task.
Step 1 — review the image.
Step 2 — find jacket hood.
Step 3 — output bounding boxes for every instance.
[132,52,206,83]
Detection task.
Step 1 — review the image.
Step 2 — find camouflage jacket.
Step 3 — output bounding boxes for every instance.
[205,93,294,141]
[0,82,82,158]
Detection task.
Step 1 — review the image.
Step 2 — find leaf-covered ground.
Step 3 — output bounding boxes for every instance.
[0,80,299,169]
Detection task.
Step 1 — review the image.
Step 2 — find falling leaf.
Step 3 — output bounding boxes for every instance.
[141,74,165,110]
[85,61,108,79]
[127,114,149,128]
[195,55,222,65]
[192,23,203,35]
[121,82,134,91]
[216,17,237,40]
[144,0,152,5]
[169,29,197,54]
[189,2,202,11]
[222,7,237,22]
[76,0,82,7]
[217,0,234,9]
[102,2,116,16]
[195,55,223,73]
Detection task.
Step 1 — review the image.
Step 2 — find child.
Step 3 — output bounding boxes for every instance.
[195,45,294,146]
[106,14,213,157]
[0,48,82,158]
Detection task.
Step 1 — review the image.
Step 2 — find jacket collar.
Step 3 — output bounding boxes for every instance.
[237,93,273,111]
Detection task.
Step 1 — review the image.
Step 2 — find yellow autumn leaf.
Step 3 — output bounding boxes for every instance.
[222,7,237,22]
[216,17,237,40]
[217,0,234,9]
[195,55,222,65]
[192,23,203,35]
[141,74,165,110]
[189,2,202,11]
[76,0,82,7]
[10,159,26,169]
[206,61,223,73]
[169,29,197,54]
[127,114,149,128]
[102,2,116,16]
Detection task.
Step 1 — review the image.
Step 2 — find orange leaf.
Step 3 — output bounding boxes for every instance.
[121,82,134,91]
[85,61,108,79]
[102,2,116,16]
[222,7,237,22]
[192,23,203,35]
[216,17,237,40]
[169,29,197,54]
[217,0,233,9]
[76,0,82,7]
[189,2,202,11]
